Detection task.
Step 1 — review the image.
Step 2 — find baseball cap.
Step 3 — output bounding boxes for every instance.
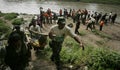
[57,17,66,24]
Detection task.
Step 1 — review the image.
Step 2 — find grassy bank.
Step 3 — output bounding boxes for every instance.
[43,37,120,70]
[0,12,23,38]
[1,12,120,70]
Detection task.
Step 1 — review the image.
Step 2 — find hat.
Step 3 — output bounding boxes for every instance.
[57,17,66,24]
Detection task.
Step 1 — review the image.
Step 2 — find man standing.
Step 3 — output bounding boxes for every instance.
[49,17,84,70]
[86,18,93,31]
[99,20,104,31]
[75,20,81,34]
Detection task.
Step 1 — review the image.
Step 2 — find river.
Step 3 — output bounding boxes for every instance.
[0,0,120,22]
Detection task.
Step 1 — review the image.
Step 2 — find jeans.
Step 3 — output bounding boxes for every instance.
[49,40,63,66]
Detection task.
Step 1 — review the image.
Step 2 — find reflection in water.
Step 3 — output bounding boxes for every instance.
[0,0,120,22]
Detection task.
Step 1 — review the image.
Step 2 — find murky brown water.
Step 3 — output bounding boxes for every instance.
[0,0,120,22]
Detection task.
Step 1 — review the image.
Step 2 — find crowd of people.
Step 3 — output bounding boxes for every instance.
[33,7,117,33]
[0,7,118,70]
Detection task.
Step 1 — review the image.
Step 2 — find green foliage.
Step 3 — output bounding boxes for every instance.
[0,19,11,37]
[60,37,120,70]
[0,19,5,25]
[4,13,18,20]
[12,18,24,25]
[88,48,120,70]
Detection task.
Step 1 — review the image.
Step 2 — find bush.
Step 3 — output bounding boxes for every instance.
[0,19,11,37]
[12,18,24,25]
[88,48,120,70]
[4,13,18,20]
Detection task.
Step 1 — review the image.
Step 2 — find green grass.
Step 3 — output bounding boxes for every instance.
[44,37,120,70]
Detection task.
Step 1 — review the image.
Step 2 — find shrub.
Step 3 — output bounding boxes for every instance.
[4,13,18,20]
[88,48,120,70]
[12,18,24,25]
[0,19,11,37]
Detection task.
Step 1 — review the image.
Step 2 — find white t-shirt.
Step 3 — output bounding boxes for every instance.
[29,25,40,33]
[50,25,76,38]
[91,17,95,22]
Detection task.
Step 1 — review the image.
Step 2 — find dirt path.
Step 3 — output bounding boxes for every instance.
[25,49,57,70]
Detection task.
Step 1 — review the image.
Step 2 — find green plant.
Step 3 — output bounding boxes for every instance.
[87,48,120,70]
[12,18,24,25]
[0,19,5,25]
[4,13,18,20]
[0,19,11,38]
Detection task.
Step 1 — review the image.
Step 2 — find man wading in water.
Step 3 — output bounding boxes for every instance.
[49,17,84,70]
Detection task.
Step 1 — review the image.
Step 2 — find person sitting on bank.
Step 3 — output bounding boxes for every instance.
[49,17,84,70]
[29,19,41,39]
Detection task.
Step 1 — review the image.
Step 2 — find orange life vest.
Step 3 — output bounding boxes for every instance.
[100,21,104,26]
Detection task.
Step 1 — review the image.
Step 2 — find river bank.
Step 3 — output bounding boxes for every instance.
[0,11,120,70]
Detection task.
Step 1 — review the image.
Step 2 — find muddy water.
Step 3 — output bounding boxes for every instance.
[0,0,120,22]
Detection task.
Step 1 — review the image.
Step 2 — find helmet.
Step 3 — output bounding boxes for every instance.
[57,17,66,24]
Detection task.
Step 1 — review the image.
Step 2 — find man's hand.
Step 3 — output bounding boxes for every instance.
[73,36,84,50]
[80,43,84,50]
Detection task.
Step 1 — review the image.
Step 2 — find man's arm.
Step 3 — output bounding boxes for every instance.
[73,35,84,50]
[49,31,55,40]
[66,26,84,50]
[29,26,40,34]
